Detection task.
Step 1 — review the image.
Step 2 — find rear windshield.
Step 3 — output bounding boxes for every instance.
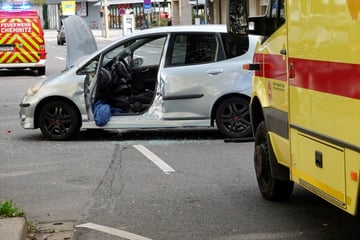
[221,33,249,59]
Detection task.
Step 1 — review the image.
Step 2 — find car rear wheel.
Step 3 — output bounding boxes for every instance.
[254,121,293,201]
[215,97,252,138]
[39,100,80,140]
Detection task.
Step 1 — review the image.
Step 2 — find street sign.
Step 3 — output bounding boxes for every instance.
[144,0,151,13]
[119,8,125,15]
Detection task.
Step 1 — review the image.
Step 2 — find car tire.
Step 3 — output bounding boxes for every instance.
[254,121,294,201]
[37,67,46,76]
[215,97,252,138]
[39,100,81,140]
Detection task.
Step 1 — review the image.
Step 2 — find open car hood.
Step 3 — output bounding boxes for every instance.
[63,15,97,68]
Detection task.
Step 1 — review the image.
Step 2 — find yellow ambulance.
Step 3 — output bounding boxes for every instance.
[0,6,46,75]
[247,0,360,215]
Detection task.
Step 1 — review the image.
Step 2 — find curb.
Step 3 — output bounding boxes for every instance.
[0,217,27,240]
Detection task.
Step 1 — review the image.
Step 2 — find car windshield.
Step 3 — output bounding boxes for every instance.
[102,36,166,67]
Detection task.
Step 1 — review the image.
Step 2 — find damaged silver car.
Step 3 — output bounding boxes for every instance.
[20,15,258,140]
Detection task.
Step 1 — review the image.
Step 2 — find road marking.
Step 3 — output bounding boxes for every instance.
[54,56,66,61]
[133,144,176,174]
[76,222,152,240]
[217,231,301,239]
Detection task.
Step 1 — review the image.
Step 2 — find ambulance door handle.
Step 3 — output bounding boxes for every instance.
[315,151,323,168]
[289,63,295,79]
[280,49,286,55]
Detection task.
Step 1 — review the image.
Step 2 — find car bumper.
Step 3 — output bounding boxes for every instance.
[0,59,46,69]
[19,98,36,129]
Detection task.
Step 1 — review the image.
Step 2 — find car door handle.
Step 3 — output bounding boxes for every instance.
[141,68,150,73]
[206,69,223,75]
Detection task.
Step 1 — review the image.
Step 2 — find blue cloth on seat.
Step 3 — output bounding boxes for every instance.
[93,100,111,126]
[93,100,125,126]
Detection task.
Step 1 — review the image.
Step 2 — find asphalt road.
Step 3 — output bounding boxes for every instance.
[1,30,360,240]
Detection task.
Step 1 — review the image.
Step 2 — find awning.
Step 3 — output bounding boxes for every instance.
[94,0,165,6]
[46,0,98,4]
[189,0,206,4]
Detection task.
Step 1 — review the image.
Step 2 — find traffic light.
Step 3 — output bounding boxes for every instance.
[99,8,104,17]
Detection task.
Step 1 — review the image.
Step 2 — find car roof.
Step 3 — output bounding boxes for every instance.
[74,24,246,68]
[130,24,228,37]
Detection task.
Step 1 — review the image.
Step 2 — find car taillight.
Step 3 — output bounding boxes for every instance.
[40,44,45,50]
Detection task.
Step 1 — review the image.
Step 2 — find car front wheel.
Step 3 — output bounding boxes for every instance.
[39,100,80,140]
[215,97,252,138]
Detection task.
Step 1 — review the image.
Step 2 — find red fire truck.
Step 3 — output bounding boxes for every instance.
[0,6,46,75]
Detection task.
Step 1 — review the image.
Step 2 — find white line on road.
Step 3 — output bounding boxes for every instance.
[218,231,301,239]
[54,56,66,61]
[133,144,176,174]
[76,222,152,240]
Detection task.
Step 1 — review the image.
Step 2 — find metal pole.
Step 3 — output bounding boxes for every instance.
[196,0,198,18]
[204,0,208,24]
[158,0,161,26]
[103,0,109,39]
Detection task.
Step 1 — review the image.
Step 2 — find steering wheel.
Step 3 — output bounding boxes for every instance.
[115,57,132,83]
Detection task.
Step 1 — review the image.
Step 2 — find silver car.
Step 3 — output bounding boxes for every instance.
[20,16,258,140]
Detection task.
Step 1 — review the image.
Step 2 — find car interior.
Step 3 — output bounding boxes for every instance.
[93,36,166,115]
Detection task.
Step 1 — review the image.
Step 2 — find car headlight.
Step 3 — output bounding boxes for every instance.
[25,79,45,96]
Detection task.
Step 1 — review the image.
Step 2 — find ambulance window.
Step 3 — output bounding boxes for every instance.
[279,0,285,24]
[268,0,285,34]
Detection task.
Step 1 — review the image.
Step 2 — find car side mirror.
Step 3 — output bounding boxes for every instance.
[133,58,143,67]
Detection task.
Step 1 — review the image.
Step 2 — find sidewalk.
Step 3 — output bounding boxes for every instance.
[91,29,125,41]
[0,217,27,240]
[44,28,128,41]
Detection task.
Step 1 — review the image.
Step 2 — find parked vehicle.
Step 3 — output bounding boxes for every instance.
[57,25,66,45]
[20,15,257,140]
[0,8,46,75]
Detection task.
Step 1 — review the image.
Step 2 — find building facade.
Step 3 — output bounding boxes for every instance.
[12,0,265,30]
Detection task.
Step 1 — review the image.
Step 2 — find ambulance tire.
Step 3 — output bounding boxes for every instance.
[254,121,294,201]
[39,100,81,140]
[215,97,252,138]
[37,67,46,76]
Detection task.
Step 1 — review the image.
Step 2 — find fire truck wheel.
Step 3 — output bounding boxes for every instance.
[254,121,293,201]
[39,100,81,140]
[37,67,46,76]
[215,97,252,138]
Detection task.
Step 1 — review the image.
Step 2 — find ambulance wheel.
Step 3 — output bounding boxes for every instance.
[37,67,46,75]
[39,100,81,140]
[254,121,293,201]
[215,97,252,138]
